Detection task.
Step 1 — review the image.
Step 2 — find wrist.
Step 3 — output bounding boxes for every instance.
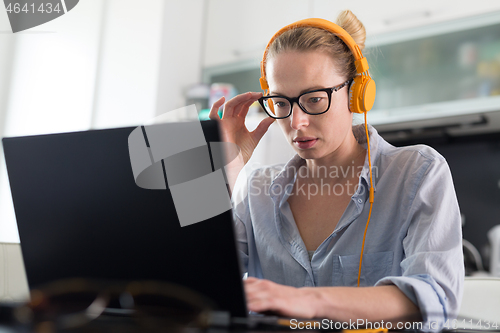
[301,287,333,319]
[224,152,245,192]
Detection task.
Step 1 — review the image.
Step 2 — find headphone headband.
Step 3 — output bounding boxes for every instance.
[259,18,370,91]
[259,17,376,114]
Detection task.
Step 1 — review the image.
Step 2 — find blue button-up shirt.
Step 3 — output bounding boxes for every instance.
[232,124,464,331]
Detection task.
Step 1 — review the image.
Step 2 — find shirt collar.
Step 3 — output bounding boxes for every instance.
[269,155,304,204]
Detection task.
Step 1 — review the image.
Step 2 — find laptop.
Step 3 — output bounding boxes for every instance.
[2,120,249,320]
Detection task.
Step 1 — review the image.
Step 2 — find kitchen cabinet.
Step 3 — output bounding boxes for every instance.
[203,0,309,67]
[204,1,500,67]
[312,0,500,36]
[365,10,500,136]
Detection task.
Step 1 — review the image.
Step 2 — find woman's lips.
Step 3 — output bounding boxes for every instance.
[293,137,318,149]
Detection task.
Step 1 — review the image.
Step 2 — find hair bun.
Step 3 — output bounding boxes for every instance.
[336,10,366,50]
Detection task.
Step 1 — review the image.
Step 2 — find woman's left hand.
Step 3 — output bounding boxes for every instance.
[244,277,319,318]
[244,277,422,323]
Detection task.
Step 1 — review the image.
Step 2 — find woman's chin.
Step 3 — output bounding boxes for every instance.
[295,149,321,160]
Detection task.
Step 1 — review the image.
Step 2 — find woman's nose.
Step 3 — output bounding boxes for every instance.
[290,103,309,130]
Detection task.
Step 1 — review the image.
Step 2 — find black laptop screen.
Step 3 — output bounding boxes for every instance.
[2,120,247,317]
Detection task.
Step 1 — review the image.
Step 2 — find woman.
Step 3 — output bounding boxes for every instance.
[209,10,463,331]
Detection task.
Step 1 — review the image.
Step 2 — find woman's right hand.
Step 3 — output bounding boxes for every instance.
[208,92,275,166]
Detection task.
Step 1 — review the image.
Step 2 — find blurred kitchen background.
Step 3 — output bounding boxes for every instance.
[1,0,500,299]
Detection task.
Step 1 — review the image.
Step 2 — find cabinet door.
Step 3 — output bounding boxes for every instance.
[205,0,500,67]
[312,0,500,36]
[204,0,309,67]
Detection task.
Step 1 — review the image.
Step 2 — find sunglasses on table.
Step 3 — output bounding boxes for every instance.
[3,278,215,333]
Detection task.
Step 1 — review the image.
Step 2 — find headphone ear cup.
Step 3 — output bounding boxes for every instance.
[349,76,376,114]
[362,78,376,112]
[349,77,363,114]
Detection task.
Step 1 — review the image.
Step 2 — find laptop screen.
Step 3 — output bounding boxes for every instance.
[2,120,247,317]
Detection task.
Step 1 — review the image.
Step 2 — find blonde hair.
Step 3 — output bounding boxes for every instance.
[266,10,366,80]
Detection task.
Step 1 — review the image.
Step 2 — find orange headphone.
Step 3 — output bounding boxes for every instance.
[259,18,376,114]
[260,18,376,287]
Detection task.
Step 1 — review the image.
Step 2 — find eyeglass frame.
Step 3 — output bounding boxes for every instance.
[258,79,352,119]
[10,278,216,332]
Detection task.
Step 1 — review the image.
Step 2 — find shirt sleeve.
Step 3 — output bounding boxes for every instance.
[375,156,464,332]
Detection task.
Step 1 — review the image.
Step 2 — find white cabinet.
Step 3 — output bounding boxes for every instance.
[204,0,309,67]
[204,0,500,68]
[312,0,500,36]
[364,10,500,134]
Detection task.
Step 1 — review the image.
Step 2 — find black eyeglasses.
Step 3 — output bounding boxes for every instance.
[258,79,352,119]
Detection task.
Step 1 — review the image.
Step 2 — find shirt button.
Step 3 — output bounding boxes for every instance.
[357,198,363,204]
